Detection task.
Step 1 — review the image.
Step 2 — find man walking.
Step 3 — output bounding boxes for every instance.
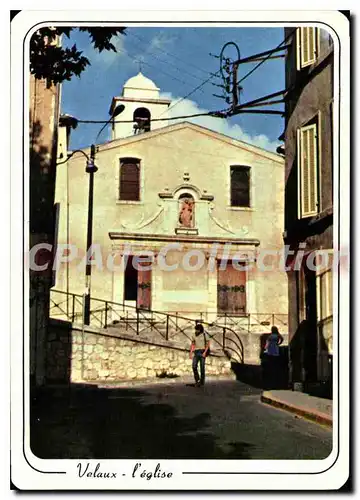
[190,323,210,387]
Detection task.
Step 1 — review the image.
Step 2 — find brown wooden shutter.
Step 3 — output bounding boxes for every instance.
[217,260,246,314]
[137,258,152,310]
[119,159,140,201]
[230,166,250,207]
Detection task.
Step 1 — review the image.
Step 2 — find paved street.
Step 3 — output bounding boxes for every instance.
[31,379,332,460]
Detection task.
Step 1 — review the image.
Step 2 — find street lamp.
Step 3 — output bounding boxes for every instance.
[83,144,98,325]
[95,103,125,143]
[83,103,125,325]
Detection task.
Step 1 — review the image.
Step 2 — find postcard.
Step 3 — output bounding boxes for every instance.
[10,8,350,491]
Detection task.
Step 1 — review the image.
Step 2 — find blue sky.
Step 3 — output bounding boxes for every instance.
[61,26,285,152]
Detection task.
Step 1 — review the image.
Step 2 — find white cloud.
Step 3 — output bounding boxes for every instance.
[149,33,176,52]
[160,92,281,153]
[86,35,129,68]
[130,32,176,70]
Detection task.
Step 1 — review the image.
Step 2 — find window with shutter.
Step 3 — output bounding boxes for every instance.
[297,123,319,218]
[316,267,333,358]
[297,27,317,69]
[119,158,140,201]
[230,166,250,207]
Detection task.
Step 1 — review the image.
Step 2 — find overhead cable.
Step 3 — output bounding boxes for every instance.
[237,29,296,85]
[76,110,226,125]
[161,69,222,116]
[128,31,211,76]
[125,36,208,83]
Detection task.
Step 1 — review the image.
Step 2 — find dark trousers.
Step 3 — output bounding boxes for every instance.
[192,349,206,384]
[262,354,280,390]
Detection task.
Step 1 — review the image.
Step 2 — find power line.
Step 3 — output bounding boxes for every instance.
[105,34,222,118]
[161,69,222,117]
[133,57,206,92]
[237,30,295,85]
[77,110,226,125]
[158,32,292,117]
[115,45,206,92]
[125,36,208,84]
[213,31,293,115]
[128,31,211,77]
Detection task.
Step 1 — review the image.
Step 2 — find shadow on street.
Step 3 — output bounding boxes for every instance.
[30,383,254,459]
[231,344,290,390]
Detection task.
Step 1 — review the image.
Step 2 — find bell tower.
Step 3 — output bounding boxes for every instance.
[109,72,171,140]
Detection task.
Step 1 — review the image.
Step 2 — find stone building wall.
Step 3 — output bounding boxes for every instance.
[46,320,232,383]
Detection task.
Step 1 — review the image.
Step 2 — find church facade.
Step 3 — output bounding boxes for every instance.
[54,73,288,333]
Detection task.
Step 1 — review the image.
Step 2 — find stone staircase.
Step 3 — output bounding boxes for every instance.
[49,289,288,368]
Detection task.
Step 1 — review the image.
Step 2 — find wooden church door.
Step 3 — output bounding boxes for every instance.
[137,257,152,310]
[217,260,246,314]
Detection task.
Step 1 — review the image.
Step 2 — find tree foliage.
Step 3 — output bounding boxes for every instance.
[30,27,126,86]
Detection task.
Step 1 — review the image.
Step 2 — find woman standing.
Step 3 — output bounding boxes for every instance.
[263,326,284,389]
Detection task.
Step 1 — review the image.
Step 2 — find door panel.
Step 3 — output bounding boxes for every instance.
[217,260,246,314]
[137,258,152,310]
[124,256,138,301]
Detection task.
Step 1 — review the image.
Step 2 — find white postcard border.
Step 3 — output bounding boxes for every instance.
[10,9,350,490]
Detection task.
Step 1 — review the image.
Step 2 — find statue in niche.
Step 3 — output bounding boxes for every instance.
[178,195,195,228]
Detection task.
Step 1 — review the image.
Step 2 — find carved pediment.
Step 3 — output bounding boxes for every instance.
[158,184,214,201]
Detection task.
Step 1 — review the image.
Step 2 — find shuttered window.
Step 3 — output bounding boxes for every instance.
[119,158,140,201]
[297,123,319,218]
[316,267,333,359]
[319,270,332,320]
[297,27,317,69]
[230,166,250,207]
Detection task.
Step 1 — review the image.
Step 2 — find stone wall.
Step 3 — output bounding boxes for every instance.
[46,320,232,383]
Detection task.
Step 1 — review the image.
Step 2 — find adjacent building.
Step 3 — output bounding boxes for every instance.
[29,71,61,386]
[283,27,334,389]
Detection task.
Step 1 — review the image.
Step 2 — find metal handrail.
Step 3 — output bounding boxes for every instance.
[50,290,287,328]
[49,289,288,363]
[203,325,244,364]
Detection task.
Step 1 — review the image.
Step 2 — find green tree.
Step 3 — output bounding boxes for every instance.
[30,27,126,86]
